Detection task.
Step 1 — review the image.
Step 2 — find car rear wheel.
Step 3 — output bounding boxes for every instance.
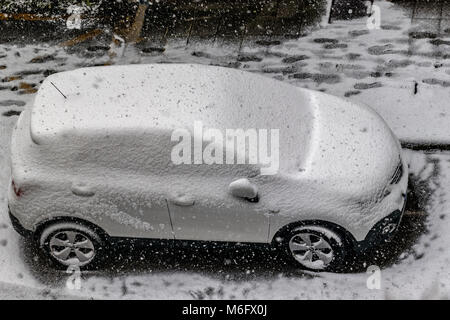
[282,225,347,272]
[38,222,107,269]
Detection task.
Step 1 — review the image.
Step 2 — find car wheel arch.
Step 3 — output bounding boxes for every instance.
[271,219,358,249]
[34,216,110,242]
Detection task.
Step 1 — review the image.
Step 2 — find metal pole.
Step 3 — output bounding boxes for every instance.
[328,0,336,24]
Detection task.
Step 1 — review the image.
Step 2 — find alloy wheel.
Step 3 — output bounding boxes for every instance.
[288,232,334,270]
[48,230,96,267]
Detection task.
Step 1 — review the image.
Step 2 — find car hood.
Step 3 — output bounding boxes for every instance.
[294,90,401,197]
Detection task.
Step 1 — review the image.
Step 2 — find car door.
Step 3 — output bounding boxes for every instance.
[167,163,270,243]
[80,131,175,240]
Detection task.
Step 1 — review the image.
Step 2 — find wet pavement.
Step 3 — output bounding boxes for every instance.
[0,0,378,46]
[1,1,448,45]
[0,0,327,44]
[396,0,450,34]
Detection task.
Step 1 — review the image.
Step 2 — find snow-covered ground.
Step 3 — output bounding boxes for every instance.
[0,0,450,299]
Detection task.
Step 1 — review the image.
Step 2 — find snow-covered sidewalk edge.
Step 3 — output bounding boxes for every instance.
[0,280,88,300]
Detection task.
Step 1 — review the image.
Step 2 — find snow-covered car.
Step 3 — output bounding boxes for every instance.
[8,64,408,272]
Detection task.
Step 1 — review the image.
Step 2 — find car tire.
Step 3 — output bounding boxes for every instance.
[280,225,347,272]
[38,221,108,270]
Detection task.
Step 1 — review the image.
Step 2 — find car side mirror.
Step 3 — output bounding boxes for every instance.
[229,178,258,202]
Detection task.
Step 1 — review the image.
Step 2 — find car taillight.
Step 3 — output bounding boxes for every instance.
[11,179,23,197]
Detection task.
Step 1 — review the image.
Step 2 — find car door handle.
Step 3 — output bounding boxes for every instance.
[169,195,195,207]
[71,183,95,197]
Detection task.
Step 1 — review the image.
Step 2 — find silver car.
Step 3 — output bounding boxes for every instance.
[8,64,408,271]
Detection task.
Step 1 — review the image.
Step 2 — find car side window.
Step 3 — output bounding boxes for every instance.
[168,135,261,178]
[67,129,173,175]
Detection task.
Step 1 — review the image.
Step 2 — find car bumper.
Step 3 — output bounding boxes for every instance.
[356,195,406,252]
[8,207,32,238]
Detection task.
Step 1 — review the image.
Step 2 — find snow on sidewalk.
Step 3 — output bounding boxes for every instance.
[233,0,450,145]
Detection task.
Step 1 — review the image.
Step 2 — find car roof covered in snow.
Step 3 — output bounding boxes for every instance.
[31,63,316,144]
[26,64,399,187]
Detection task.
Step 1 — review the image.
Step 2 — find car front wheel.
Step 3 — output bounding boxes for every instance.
[282,225,347,272]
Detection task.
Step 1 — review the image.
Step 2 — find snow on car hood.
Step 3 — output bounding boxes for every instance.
[301,90,401,196]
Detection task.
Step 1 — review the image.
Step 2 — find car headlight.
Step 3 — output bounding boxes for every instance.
[390,160,403,185]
